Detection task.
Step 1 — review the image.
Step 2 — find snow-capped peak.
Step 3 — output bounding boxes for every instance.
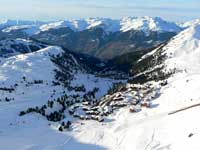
[0,19,44,28]
[39,17,181,33]
[34,46,64,56]
[39,18,121,32]
[163,24,200,73]
[0,46,63,85]
[0,17,183,35]
[85,18,120,32]
[180,18,200,29]
[120,16,182,33]
[39,20,76,32]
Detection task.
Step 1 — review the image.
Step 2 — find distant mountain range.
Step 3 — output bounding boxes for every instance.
[0,16,189,59]
[0,16,182,34]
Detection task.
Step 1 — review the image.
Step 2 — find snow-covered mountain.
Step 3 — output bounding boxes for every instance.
[0,45,116,119]
[179,18,200,29]
[0,46,64,86]
[79,21,200,150]
[2,25,40,35]
[0,38,46,57]
[39,17,182,33]
[0,19,44,30]
[133,23,200,102]
[1,17,182,35]
[125,23,200,150]
[0,17,182,59]
[163,24,200,73]
[120,16,182,33]
[1,18,200,150]
[67,23,200,150]
[0,45,115,101]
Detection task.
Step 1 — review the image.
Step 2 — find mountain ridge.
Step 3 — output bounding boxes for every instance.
[0,16,182,35]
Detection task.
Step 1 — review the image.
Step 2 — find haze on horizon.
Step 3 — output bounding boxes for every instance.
[0,0,199,22]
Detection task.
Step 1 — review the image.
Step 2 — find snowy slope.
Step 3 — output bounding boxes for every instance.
[39,20,78,32]
[163,24,200,73]
[0,38,46,58]
[0,19,44,29]
[180,19,200,29]
[84,18,120,32]
[2,25,40,35]
[37,18,121,33]
[0,20,45,35]
[1,22,200,150]
[120,16,181,33]
[64,23,200,150]
[0,46,116,150]
[0,45,114,101]
[0,46,115,150]
[59,22,200,150]
[134,23,200,107]
[0,46,62,84]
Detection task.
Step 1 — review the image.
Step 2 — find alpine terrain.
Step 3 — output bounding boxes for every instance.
[0,15,200,150]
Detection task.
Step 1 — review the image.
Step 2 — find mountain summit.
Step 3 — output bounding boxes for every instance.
[163,24,200,73]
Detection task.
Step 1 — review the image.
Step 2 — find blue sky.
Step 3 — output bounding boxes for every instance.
[0,0,200,22]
